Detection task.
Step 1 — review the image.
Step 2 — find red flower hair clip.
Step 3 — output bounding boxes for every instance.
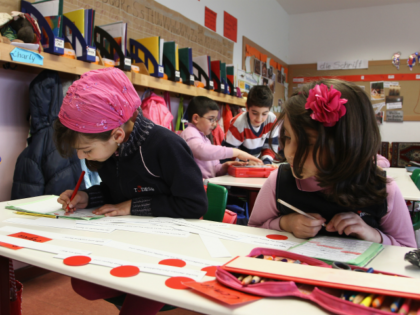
[304,84,347,127]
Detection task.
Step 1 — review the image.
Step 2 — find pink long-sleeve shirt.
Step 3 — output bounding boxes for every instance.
[249,169,416,247]
[180,125,233,179]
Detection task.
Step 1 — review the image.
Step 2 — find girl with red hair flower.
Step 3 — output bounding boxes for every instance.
[249,79,415,247]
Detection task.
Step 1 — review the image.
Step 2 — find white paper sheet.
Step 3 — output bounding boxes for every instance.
[54,254,206,281]
[4,218,115,233]
[75,221,190,237]
[199,234,231,258]
[95,217,153,223]
[0,235,90,256]
[289,236,372,262]
[8,196,62,214]
[236,234,298,250]
[106,240,219,267]
[153,218,240,240]
[0,226,108,246]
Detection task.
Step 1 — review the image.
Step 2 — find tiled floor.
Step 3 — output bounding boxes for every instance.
[21,272,203,315]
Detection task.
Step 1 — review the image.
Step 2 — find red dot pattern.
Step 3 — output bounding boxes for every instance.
[266,234,288,240]
[165,277,195,290]
[110,265,140,278]
[158,259,186,268]
[201,266,217,277]
[63,256,91,266]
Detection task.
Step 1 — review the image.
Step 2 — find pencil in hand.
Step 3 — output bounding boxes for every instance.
[66,171,85,212]
[277,199,326,227]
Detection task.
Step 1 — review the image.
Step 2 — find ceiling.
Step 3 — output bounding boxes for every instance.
[276,0,420,15]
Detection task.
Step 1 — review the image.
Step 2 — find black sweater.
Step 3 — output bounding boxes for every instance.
[84,115,207,218]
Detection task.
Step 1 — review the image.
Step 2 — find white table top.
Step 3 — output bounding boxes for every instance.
[208,168,420,201]
[207,175,267,189]
[0,197,419,315]
[385,167,420,201]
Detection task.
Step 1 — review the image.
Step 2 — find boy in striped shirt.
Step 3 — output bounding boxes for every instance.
[222,86,279,164]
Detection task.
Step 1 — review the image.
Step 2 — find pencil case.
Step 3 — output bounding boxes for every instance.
[216,248,417,315]
[227,165,276,178]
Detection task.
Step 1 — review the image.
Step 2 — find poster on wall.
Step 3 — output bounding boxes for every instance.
[376,111,383,125]
[268,78,275,94]
[261,63,268,78]
[254,59,261,75]
[386,96,403,110]
[237,69,259,93]
[370,82,384,100]
[386,110,403,122]
[388,85,401,96]
[223,11,237,42]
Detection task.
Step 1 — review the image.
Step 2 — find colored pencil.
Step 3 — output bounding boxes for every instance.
[277,199,325,226]
[66,171,85,211]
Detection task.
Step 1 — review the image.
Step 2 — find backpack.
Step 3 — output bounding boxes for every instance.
[141,91,173,129]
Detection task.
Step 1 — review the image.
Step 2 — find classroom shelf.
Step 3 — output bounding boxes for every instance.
[0,43,246,107]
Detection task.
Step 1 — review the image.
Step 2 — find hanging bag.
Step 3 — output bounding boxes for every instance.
[140,90,173,129]
[175,96,186,135]
[9,259,23,315]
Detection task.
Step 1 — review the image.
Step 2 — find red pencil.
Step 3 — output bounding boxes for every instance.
[66,171,85,212]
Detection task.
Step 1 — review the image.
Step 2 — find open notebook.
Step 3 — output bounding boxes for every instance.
[6,196,104,220]
[288,236,383,267]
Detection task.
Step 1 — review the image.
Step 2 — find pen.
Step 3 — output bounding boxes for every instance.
[15,211,57,219]
[277,199,326,227]
[67,171,85,212]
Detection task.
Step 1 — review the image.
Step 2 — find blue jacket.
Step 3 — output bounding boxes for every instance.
[11,70,84,200]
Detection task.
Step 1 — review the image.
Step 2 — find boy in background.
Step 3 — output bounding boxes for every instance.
[222,85,279,165]
[180,96,262,179]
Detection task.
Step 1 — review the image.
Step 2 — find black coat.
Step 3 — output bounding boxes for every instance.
[11,70,84,200]
[84,114,207,218]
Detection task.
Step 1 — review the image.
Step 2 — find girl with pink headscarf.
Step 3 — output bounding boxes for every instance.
[54,68,207,314]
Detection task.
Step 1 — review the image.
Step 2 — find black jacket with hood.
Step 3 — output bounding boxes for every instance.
[11,70,84,199]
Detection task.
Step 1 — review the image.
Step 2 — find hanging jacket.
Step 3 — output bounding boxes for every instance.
[11,70,84,199]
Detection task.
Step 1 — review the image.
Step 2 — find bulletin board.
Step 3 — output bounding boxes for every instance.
[241,36,288,115]
[288,60,420,121]
[19,0,234,63]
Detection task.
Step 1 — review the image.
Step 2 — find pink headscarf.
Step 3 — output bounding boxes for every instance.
[58,68,141,133]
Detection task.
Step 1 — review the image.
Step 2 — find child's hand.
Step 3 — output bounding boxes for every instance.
[232,149,263,165]
[57,191,89,213]
[247,159,263,166]
[92,200,132,217]
[326,212,382,243]
[220,161,247,174]
[280,213,326,239]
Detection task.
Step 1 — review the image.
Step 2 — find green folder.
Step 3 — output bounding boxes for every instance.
[179,47,193,84]
[163,41,179,81]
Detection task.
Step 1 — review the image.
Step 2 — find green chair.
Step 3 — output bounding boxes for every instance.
[204,183,228,223]
[411,169,420,184]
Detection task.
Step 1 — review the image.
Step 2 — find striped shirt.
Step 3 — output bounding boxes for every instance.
[222,112,279,164]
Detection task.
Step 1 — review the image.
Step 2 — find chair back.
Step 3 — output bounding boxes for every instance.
[412,169,420,190]
[204,183,228,222]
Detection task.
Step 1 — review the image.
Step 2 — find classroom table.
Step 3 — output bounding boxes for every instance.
[206,175,268,214]
[385,167,420,201]
[206,175,267,189]
[0,197,419,315]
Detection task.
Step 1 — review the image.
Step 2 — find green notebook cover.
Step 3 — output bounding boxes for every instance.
[163,41,176,79]
[288,236,384,267]
[220,62,227,81]
[179,47,192,83]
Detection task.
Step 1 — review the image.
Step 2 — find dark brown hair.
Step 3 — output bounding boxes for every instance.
[272,79,387,208]
[247,85,273,109]
[53,119,113,171]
